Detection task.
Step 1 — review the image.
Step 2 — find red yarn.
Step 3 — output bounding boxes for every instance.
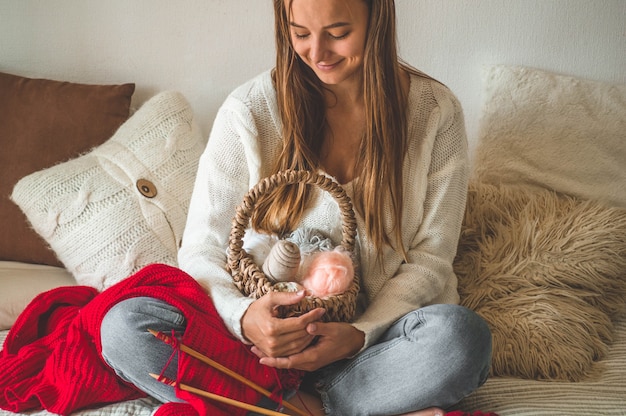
[0,264,302,416]
[157,330,181,382]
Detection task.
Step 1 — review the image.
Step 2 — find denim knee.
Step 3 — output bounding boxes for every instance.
[315,304,492,414]
[101,297,186,339]
[100,297,187,403]
[419,304,493,388]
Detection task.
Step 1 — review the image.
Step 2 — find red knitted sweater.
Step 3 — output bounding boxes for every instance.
[0,264,300,416]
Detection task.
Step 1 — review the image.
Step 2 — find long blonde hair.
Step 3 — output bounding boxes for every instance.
[253,0,421,259]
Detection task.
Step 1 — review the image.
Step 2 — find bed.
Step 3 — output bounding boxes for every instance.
[1,65,625,415]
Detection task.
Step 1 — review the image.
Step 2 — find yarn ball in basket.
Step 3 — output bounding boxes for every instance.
[242,228,353,297]
[298,248,354,297]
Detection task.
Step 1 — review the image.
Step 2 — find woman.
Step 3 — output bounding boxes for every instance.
[101,0,492,415]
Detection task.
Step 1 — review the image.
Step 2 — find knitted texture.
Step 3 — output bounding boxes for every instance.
[178,71,469,348]
[0,264,301,416]
[12,91,205,290]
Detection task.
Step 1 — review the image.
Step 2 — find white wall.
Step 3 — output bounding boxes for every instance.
[1,0,624,156]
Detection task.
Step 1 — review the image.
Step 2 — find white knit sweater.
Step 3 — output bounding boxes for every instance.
[178,70,469,349]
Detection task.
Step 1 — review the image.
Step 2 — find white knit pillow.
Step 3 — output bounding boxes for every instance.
[11,91,206,290]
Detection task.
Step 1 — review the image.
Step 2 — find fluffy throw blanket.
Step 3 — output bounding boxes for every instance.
[0,263,301,416]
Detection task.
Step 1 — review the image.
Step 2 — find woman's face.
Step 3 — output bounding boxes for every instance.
[287,0,369,87]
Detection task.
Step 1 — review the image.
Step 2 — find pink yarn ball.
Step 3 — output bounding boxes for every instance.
[299,250,354,297]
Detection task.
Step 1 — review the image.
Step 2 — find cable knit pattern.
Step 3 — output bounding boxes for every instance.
[12,92,206,290]
[178,70,469,349]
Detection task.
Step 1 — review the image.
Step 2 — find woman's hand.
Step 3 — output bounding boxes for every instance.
[241,290,326,358]
[252,321,365,372]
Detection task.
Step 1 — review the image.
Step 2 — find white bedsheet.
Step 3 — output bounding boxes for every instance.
[457,314,626,415]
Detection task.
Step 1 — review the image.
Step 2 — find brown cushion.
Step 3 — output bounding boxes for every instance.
[454,181,626,381]
[0,72,134,266]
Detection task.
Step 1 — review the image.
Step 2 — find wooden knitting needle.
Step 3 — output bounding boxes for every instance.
[147,329,309,416]
[150,373,288,416]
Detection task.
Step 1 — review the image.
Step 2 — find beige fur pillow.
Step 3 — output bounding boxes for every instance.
[454,182,626,381]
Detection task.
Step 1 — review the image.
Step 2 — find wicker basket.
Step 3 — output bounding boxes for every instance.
[227,170,359,322]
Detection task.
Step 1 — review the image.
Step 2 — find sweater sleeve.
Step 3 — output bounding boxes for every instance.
[353,82,469,348]
[177,93,264,342]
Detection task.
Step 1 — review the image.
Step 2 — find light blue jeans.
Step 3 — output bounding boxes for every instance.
[101,297,492,415]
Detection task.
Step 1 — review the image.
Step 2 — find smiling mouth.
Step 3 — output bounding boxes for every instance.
[316,59,343,71]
